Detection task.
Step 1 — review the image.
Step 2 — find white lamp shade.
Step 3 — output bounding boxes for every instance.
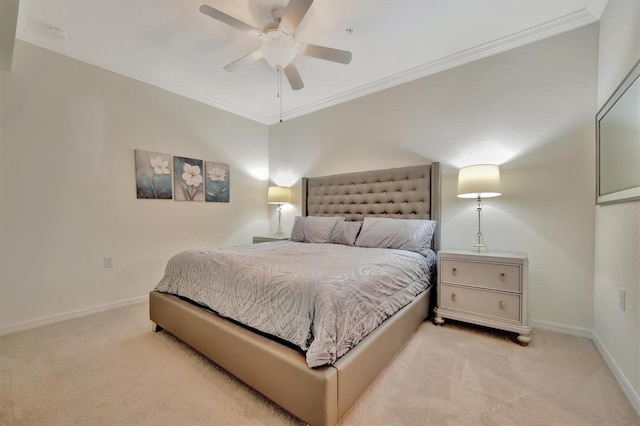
[457,164,502,198]
[267,186,291,204]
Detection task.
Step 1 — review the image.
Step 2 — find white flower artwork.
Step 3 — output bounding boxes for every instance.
[182,163,203,187]
[136,150,228,203]
[205,161,230,202]
[174,156,204,201]
[208,167,226,182]
[135,150,172,199]
[150,157,170,175]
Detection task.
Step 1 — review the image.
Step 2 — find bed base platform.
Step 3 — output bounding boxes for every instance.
[149,287,431,426]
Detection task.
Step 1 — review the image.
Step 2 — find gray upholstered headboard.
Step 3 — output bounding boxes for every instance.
[301,163,441,251]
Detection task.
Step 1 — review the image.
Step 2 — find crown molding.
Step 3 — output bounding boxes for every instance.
[266,8,600,124]
[14,33,272,124]
[17,7,599,127]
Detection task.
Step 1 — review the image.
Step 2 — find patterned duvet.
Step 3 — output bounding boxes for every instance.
[155,241,435,367]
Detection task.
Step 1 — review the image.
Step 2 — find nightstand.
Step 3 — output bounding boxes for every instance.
[434,249,531,345]
[252,236,289,244]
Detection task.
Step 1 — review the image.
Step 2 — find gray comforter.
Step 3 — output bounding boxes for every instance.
[155,241,435,367]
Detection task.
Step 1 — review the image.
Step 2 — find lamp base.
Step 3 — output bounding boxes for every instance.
[273,204,284,237]
[471,243,489,253]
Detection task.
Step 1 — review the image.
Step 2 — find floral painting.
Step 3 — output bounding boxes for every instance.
[205,161,230,202]
[174,156,204,201]
[135,150,172,199]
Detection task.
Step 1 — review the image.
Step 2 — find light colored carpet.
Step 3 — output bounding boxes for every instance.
[1,302,638,426]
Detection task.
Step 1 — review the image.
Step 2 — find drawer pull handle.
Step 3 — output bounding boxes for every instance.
[500,301,506,310]
[451,293,457,302]
[452,268,457,276]
[499,273,505,281]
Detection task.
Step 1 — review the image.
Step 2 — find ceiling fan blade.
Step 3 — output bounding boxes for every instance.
[223,50,263,72]
[299,43,352,64]
[280,0,313,34]
[199,4,262,38]
[283,63,304,90]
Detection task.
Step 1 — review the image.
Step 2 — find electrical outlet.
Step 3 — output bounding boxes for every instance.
[103,256,114,268]
[619,288,626,311]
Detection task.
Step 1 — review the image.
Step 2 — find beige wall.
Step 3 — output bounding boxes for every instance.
[0,41,269,332]
[593,0,640,410]
[269,25,598,332]
[0,0,18,71]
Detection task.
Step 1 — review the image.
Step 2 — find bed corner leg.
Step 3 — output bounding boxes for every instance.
[153,323,163,333]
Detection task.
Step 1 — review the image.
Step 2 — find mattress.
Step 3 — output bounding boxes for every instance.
[154,241,435,367]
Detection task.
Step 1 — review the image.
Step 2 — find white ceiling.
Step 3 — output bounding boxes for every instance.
[16,0,607,125]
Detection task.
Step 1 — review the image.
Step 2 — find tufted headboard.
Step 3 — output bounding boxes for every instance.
[301,163,441,251]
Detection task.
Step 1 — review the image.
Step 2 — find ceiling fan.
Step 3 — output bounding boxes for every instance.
[199,0,352,90]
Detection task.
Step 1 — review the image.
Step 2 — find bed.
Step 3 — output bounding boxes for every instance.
[149,163,441,425]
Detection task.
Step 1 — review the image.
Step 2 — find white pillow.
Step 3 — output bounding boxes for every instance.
[354,217,437,256]
[290,216,345,243]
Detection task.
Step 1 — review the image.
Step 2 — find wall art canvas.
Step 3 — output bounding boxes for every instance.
[174,156,204,201]
[135,150,172,199]
[205,161,230,202]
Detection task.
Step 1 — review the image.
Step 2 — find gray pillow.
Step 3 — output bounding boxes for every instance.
[290,216,345,243]
[354,217,437,256]
[329,221,363,246]
[290,216,306,242]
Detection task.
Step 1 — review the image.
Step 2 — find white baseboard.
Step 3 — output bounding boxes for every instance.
[0,295,149,336]
[592,332,640,417]
[510,320,640,416]
[530,318,593,338]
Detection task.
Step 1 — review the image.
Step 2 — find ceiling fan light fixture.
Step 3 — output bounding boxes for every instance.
[261,31,296,70]
[200,0,351,91]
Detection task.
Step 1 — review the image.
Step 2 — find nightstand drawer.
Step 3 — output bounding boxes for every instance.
[441,259,521,293]
[440,284,521,322]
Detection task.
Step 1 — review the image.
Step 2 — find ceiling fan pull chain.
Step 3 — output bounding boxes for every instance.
[278,70,283,122]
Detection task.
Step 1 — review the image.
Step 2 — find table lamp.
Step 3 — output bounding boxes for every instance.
[457,164,501,252]
[267,186,291,236]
